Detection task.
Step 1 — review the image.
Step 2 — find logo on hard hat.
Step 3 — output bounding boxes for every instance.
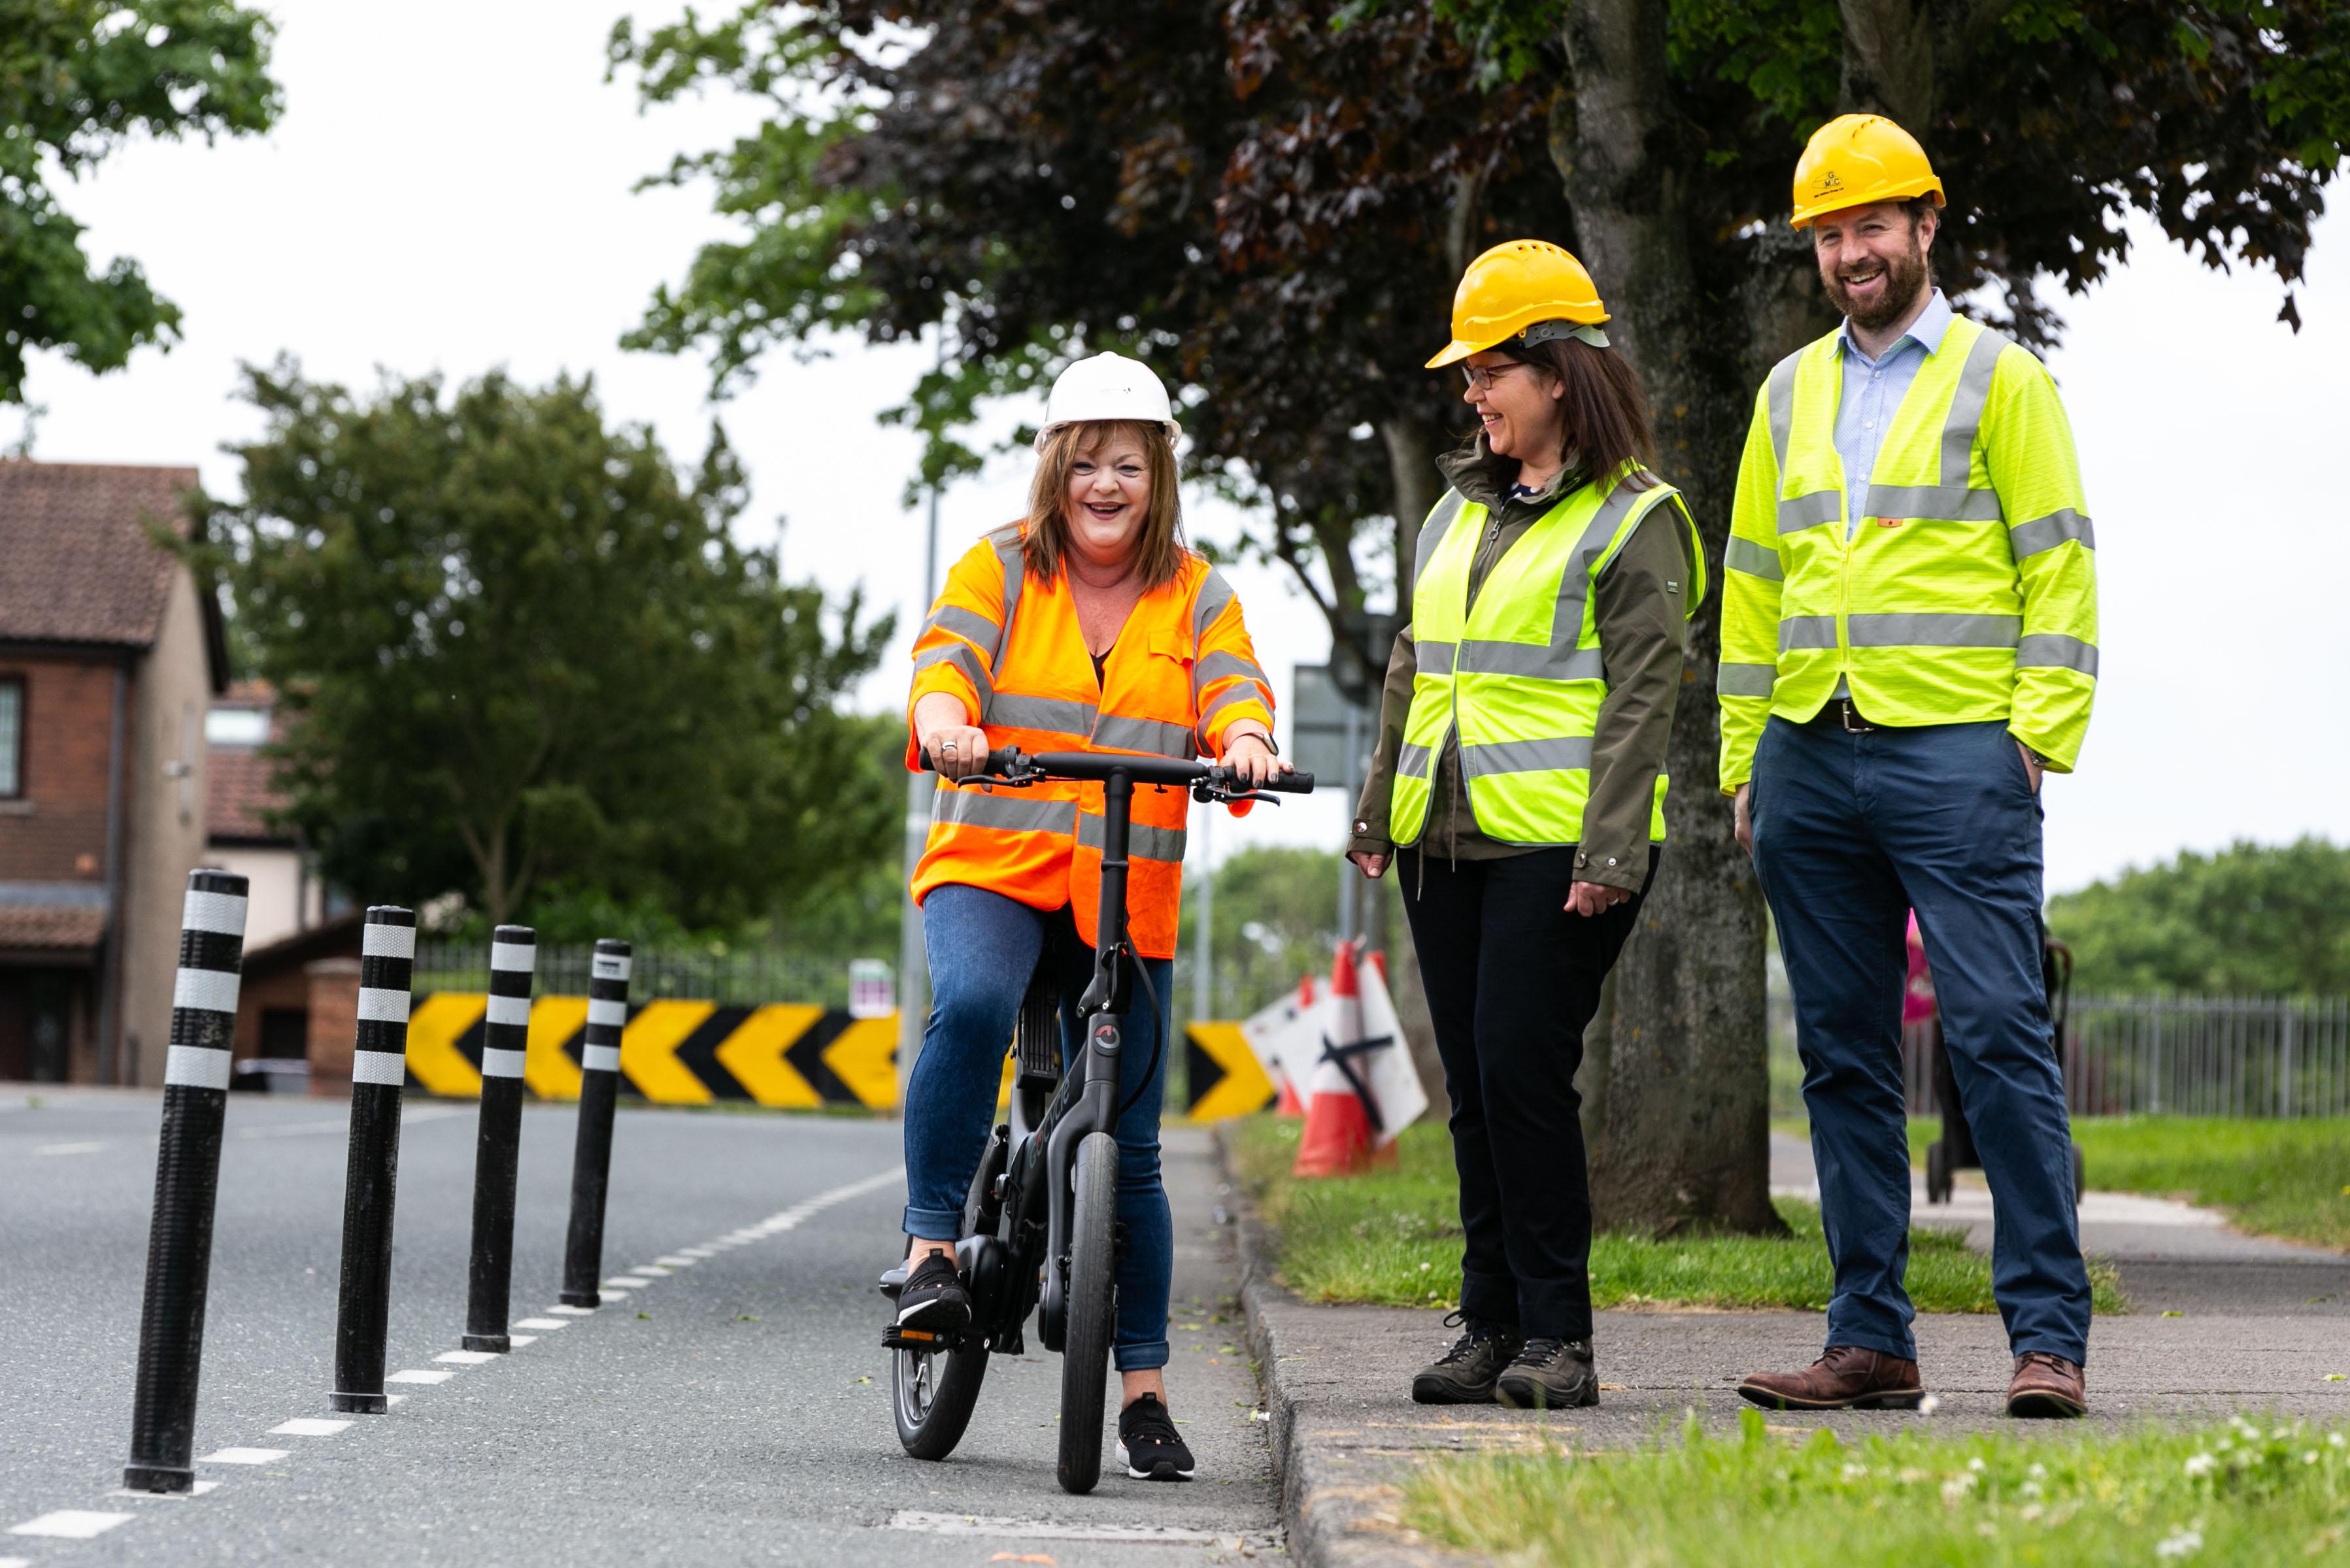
[1814,169,1845,195]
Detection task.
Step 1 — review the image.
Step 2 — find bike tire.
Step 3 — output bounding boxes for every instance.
[1056,1130,1118,1494]
[894,1338,989,1461]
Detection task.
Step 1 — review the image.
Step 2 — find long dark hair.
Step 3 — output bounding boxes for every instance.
[1505,337,1660,489]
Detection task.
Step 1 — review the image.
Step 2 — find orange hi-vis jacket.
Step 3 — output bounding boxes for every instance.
[905,524,1276,959]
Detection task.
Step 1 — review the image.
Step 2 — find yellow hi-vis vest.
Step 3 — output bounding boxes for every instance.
[1389,469,1704,848]
[1715,315,2099,790]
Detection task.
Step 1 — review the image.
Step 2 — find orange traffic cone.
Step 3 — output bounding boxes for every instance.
[1293,942,1392,1176]
[1273,975,1314,1117]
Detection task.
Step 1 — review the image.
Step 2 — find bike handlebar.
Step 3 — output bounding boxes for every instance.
[918,745,1315,797]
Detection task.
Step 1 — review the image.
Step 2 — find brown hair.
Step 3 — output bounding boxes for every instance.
[1020,418,1186,589]
[1503,336,1660,490]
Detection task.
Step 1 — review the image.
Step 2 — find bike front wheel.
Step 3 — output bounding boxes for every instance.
[893,1334,989,1461]
[1056,1130,1119,1493]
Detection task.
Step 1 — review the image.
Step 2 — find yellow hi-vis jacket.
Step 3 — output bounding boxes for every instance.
[1716,316,2098,790]
[1390,467,1704,847]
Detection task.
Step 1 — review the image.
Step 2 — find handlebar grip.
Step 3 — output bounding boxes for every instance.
[920,745,1023,776]
[1266,769,1315,793]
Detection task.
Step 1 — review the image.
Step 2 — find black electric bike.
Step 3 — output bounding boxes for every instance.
[879,747,1311,1493]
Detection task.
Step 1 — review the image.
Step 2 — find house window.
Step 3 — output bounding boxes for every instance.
[0,678,22,797]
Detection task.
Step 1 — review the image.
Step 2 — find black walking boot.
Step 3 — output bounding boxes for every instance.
[1494,1337,1600,1410]
[1411,1312,1524,1405]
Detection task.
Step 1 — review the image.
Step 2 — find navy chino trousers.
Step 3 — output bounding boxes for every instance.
[1751,712,2090,1365]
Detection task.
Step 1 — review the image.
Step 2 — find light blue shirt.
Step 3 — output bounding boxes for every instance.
[1833,288,1955,539]
[1827,289,1953,700]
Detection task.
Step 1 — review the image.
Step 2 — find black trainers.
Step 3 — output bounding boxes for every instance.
[1494,1336,1600,1410]
[1411,1312,1524,1405]
[1115,1393,1195,1481]
[895,1249,971,1331]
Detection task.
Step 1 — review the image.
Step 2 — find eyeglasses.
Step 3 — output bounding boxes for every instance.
[1461,360,1532,392]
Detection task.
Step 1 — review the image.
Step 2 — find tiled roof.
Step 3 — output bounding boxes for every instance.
[209,740,292,842]
[0,905,106,952]
[209,683,293,844]
[0,460,201,646]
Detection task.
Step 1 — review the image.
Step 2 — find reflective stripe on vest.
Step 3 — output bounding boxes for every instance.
[1388,471,1703,848]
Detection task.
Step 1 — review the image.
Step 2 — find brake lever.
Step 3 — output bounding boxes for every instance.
[1192,784,1283,807]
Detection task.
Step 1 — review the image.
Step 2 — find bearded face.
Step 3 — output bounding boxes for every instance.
[1813,204,1935,334]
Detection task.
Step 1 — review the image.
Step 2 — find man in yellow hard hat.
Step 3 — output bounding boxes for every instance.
[1718,114,2099,1420]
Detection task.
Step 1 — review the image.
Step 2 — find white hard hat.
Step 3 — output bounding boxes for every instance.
[1032,351,1183,451]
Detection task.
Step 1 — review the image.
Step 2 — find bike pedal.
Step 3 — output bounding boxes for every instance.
[882,1324,964,1352]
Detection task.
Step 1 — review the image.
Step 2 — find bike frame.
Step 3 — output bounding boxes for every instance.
[906,747,1310,1354]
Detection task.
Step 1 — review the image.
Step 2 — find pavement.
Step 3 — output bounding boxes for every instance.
[0,1088,1281,1566]
[1230,1126,2350,1567]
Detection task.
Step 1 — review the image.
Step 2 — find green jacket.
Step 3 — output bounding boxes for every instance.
[1349,439,1696,893]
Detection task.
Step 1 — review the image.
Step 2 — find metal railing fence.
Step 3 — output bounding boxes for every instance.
[1768,991,2350,1121]
[414,941,854,1010]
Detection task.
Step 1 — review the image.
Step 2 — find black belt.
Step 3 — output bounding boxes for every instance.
[1806,697,1876,732]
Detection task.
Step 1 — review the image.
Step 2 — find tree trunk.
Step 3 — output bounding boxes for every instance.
[1554,0,1781,1235]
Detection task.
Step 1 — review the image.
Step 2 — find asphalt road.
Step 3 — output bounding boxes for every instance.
[0,1088,1279,1565]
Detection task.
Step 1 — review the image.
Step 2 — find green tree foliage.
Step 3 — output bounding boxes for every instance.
[198,361,895,932]
[2048,838,2350,997]
[0,1,282,403]
[1173,844,1402,1019]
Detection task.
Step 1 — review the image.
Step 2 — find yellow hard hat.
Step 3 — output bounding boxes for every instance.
[1790,113,1945,229]
[1426,240,1610,369]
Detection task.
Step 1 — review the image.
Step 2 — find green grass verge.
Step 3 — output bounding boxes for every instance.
[1405,1409,2350,1566]
[2070,1118,2350,1251]
[1223,1116,2123,1314]
[1779,1114,2350,1252]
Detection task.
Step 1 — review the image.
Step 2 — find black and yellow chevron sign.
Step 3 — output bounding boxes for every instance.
[1182,1022,1274,1122]
[403,994,899,1109]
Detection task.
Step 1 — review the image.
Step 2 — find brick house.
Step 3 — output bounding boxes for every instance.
[0,461,228,1084]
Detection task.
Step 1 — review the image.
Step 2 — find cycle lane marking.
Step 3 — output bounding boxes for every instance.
[5,1163,905,1553]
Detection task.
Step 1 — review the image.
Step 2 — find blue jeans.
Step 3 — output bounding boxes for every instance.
[902,883,1174,1373]
[1752,714,2090,1365]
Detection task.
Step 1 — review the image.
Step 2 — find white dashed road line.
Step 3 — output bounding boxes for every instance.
[9,1511,133,1539]
[885,1511,1278,1547]
[8,1163,905,1555]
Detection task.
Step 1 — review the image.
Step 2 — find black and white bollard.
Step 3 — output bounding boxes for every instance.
[329,906,415,1414]
[559,938,631,1308]
[463,924,535,1352]
[124,870,250,1493]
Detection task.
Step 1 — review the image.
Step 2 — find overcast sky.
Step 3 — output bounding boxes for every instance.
[16,1,2347,895]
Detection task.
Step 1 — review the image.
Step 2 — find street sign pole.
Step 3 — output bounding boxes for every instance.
[1193,807,1213,1026]
[1336,701,1360,945]
[897,331,947,1109]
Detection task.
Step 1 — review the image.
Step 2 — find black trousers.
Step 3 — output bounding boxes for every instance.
[1398,844,1654,1339]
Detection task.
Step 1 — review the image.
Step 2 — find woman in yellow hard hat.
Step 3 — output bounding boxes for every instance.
[1346,240,1707,1410]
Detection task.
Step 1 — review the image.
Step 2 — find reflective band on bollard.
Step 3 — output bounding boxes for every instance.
[330,907,415,1413]
[124,870,250,1493]
[560,938,631,1308]
[463,924,535,1352]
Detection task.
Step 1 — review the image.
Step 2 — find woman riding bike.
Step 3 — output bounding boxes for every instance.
[898,351,1284,1482]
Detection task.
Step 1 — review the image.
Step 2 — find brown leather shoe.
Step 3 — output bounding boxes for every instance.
[2006,1352,2087,1418]
[1738,1345,1924,1410]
